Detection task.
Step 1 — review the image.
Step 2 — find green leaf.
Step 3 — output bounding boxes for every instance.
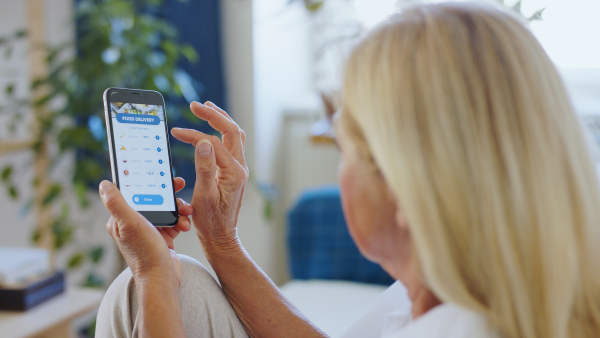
[181,44,199,63]
[14,29,26,38]
[4,46,13,59]
[31,228,41,244]
[52,220,73,250]
[304,0,324,12]
[68,252,85,269]
[84,318,97,337]
[31,139,43,155]
[31,77,47,89]
[512,0,522,14]
[32,92,54,107]
[528,8,545,22]
[8,185,18,199]
[161,40,178,59]
[59,203,70,220]
[89,246,104,264]
[75,182,90,208]
[82,273,104,288]
[145,0,163,6]
[5,84,14,96]
[1,166,12,182]
[42,183,62,206]
[263,200,273,222]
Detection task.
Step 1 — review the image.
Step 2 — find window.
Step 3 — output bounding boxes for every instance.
[523,0,600,68]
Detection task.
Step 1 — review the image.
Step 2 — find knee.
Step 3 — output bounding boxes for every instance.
[177,254,221,292]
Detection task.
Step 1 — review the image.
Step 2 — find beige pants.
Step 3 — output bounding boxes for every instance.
[95,254,248,338]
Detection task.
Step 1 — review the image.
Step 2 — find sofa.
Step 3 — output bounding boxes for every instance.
[280,186,399,337]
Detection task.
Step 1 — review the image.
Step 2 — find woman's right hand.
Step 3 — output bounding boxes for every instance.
[171,101,248,251]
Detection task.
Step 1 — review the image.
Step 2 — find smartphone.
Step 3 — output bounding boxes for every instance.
[103,87,178,226]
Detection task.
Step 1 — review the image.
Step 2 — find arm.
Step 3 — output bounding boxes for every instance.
[172,101,327,338]
[135,272,184,337]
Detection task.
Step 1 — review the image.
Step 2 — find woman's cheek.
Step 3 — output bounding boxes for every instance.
[339,160,371,258]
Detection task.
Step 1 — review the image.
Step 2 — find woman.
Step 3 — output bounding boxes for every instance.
[96,2,600,337]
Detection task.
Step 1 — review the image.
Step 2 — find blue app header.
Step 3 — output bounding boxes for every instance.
[117,113,160,125]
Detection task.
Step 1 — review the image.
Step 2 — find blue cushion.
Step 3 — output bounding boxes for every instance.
[287,186,394,285]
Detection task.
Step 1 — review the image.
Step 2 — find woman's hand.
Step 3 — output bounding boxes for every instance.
[171,101,248,251]
[99,177,192,287]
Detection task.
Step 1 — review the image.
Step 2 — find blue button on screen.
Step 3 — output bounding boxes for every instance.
[132,194,164,205]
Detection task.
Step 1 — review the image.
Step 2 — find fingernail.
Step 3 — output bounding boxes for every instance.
[192,101,203,107]
[197,139,212,156]
[99,180,112,196]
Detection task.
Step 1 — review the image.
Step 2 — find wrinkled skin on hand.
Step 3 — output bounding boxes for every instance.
[171,101,248,251]
[100,177,192,287]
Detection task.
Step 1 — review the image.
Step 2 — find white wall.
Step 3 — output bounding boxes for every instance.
[252,0,321,183]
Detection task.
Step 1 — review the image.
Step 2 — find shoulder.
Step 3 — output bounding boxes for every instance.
[387,303,500,338]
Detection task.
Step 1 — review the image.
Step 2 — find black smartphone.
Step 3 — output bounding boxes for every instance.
[103,87,178,226]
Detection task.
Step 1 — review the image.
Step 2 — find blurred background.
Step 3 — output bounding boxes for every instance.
[0,0,599,337]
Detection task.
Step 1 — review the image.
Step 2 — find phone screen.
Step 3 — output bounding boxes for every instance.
[104,88,178,225]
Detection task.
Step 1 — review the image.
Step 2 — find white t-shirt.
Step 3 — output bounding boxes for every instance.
[382,302,500,338]
[341,282,499,338]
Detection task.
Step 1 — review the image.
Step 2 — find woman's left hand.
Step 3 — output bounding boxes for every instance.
[170,101,248,253]
[99,177,192,287]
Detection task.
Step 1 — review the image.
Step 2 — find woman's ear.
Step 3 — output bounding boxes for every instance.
[386,186,410,231]
[396,206,410,232]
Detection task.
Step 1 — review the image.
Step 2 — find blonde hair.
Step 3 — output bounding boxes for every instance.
[341,2,600,337]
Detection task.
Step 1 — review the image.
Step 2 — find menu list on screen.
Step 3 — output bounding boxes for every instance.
[110,102,176,212]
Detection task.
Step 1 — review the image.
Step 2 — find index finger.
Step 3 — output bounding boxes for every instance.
[170,128,239,170]
[189,102,245,165]
[205,101,233,121]
[205,101,246,152]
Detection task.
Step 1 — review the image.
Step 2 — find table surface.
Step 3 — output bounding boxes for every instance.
[0,287,104,338]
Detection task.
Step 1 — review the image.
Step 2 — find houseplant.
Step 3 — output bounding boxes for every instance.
[0,0,199,287]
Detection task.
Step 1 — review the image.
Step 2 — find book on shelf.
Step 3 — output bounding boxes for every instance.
[0,247,64,311]
[0,270,65,311]
[0,247,51,286]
